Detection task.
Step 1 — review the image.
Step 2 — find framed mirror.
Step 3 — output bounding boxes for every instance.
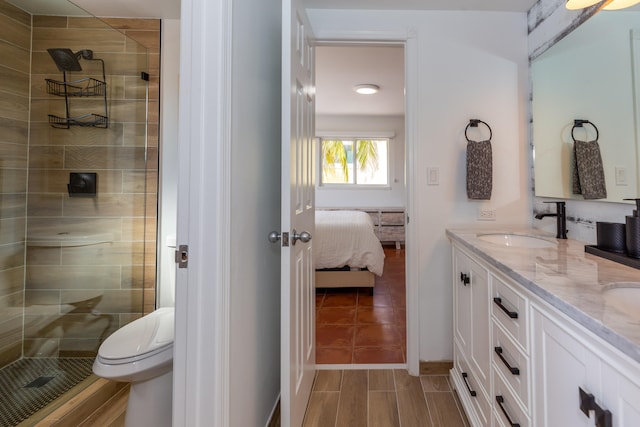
[532,8,640,203]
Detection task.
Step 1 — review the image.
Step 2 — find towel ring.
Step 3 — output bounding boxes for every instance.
[571,119,599,143]
[465,119,492,142]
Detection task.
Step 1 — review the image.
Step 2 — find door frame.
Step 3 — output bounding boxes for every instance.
[313,28,419,375]
[173,0,233,424]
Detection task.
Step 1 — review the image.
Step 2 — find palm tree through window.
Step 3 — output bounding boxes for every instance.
[321,138,389,186]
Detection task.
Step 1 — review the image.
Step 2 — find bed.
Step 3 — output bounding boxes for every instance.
[314,210,385,291]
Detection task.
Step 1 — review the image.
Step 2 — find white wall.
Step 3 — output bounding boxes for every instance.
[529,0,637,244]
[228,0,282,424]
[308,9,531,362]
[316,114,405,208]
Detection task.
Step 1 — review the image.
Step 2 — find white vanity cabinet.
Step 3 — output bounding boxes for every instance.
[452,245,491,425]
[533,304,640,427]
[531,304,601,427]
[600,361,640,426]
[449,238,640,427]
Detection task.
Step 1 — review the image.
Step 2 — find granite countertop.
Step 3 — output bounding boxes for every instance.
[446,227,640,364]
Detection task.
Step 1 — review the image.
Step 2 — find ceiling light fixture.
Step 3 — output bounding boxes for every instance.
[566,0,640,9]
[603,0,640,9]
[354,84,380,95]
[565,0,601,9]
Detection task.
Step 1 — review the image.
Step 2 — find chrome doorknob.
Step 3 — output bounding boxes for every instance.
[268,231,281,243]
[292,229,312,245]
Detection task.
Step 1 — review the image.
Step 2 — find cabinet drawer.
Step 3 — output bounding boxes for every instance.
[380,211,404,225]
[492,274,528,351]
[378,226,404,242]
[492,322,530,411]
[365,211,380,225]
[494,368,531,427]
[454,340,491,426]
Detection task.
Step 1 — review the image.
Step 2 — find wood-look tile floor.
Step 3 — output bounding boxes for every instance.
[316,247,406,364]
[303,369,469,427]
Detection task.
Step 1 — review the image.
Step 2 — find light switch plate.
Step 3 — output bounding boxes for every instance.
[615,166,627,186]
[427,167,439,185]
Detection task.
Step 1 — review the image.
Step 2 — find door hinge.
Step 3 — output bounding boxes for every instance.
[175,245,189,268]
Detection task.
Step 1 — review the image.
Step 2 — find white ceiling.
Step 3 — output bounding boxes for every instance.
[7,0,90,16]
[8,0,181,18]
[71,0,180,19]
[306,0,538,12]
[8,0,539,19]
[315,45,405,116]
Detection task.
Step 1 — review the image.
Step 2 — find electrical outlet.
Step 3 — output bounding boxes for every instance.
[478,208,496,221]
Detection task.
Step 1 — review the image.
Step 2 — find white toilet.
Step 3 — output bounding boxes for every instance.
[93,235,177,427]
[93,307,174,427]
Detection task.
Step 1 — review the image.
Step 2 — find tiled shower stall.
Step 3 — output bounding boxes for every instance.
[0,1,160,419]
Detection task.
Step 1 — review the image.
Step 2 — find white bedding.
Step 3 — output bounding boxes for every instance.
[314,210,385,276]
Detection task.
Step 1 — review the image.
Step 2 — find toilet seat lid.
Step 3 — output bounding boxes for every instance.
[99,307,174,362]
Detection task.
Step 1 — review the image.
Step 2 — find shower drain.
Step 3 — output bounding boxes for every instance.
[24,376,55,388]
[0,358,94,426]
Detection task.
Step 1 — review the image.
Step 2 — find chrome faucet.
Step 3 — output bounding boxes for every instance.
[535,201,567,239]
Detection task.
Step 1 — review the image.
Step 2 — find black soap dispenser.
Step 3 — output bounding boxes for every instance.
[624,198,640,258]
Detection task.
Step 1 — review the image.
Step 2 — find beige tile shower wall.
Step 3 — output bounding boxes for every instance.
[0,1,30,369]
[25,17,160,358]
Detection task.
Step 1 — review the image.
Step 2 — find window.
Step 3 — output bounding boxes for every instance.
[320,138,389,186]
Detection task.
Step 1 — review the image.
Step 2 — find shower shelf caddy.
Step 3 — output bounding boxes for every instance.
[45,57,108,129]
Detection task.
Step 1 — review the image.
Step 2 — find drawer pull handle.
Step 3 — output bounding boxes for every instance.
[493,297,518,319]
[496,395,520,427]
[579,387,594,417]
[494,346,520,375]
[461,372,476,397]
[594,403,612,427]
[460,272,470,285]
[579,387,612,427]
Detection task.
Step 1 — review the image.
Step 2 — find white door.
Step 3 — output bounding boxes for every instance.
[280,0,316,425]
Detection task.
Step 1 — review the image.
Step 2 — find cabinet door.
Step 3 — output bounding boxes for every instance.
[532,306,600,427]
[453,340,492,427]
[601,361,640,427]
[453,248,491,395]
[453,248,472,352]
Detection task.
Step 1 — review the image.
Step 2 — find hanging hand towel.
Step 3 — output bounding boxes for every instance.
[571,147,581,195]
[466,139,492,200]
[573,139,607,199]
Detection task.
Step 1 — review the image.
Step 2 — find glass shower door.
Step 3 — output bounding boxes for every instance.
[0,0,159,423]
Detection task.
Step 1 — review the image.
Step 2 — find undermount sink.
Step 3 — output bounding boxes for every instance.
[477,233,557,249]
[603,282,640,322]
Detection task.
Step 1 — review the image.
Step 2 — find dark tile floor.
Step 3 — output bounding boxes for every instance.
[316,247,406,364]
